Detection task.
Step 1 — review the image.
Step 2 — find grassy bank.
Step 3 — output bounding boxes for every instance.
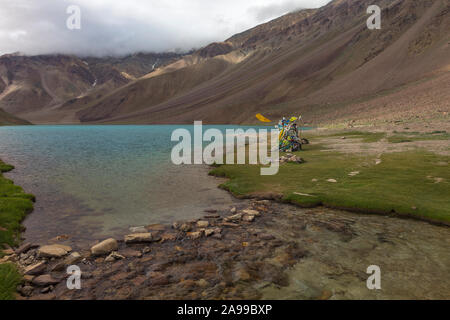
[0,263,22,300]
[210,137,450,224]
[0,159,34,300]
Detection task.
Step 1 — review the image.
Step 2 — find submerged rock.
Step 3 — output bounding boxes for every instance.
[105,251,125,262]
[124,233,153,243]
[129,226,147,233]
[90,238,118,256]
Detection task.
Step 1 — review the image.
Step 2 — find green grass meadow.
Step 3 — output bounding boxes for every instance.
[210,139,450,223]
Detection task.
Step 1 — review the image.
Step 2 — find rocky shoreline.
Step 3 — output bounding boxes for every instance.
[6,199,307,299]
[4,196,450,300]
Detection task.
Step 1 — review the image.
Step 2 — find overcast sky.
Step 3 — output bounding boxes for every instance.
[0,0,331,57]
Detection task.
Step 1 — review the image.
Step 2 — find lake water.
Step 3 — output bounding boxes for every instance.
[0,125,263,246]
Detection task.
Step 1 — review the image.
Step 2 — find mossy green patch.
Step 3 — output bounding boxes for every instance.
[0,159,34,250]
[388,131,450,143]
[315,131,386,143]
[0,263,22,300]
[0,159,33,300]
[210,143,450,223]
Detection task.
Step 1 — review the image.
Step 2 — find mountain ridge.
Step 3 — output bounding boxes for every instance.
[1,0,449,125]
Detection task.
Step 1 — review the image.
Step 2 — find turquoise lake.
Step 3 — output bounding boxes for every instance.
[0,125,266,246]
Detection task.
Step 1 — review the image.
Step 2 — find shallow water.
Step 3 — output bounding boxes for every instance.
[0,125,263,245]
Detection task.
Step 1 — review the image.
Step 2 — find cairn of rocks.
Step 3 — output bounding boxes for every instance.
[279,154,305,164]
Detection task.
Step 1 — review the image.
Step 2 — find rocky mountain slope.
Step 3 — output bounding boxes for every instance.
[0,108,30,125]
[1,0,449,125]
[0,52,180,123]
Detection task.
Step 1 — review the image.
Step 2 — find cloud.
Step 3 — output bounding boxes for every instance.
[0,0,331,57]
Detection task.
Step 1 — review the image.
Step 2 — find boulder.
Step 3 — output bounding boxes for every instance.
[90,238,118,256]
[242,215,255,222]
[38,245,71,258]
[124,233,153,243]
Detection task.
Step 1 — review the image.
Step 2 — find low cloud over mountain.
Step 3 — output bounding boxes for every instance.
[0,0,329,56]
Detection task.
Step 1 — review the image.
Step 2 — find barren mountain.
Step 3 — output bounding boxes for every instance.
[0,52,181,123]
[2,0,449,125]
[0,108,30,125]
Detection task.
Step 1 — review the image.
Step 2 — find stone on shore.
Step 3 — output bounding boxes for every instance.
[196,220,209,228]
[32,274,60,287]
[225,213,242,222]
[2,248,14,255]
[180,223,192,232]
[90,238,118,256]
[242,209,260,216]
[18,285,34,297]
[186,231,202,240]
[119,248,142,258]
[24,261,46,275]
[38,244,71,258]
[15,242,37,255]
[124,233,153,243]
[65,252,82,265]
[105,251,125,262]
